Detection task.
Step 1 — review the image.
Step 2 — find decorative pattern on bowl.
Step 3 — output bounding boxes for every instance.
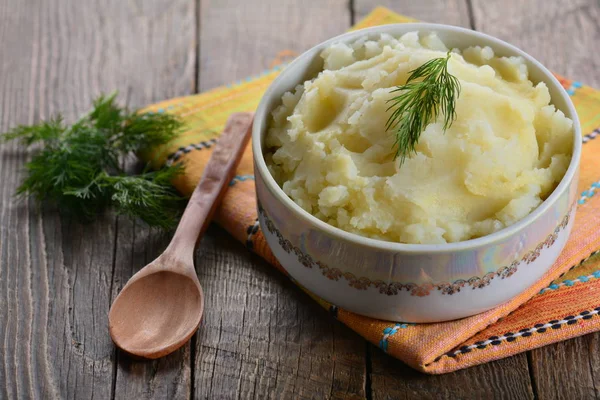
[259,201,573,297]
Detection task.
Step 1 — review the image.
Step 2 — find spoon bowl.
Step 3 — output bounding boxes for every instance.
[109,264,204,358]
[108,113,253,358]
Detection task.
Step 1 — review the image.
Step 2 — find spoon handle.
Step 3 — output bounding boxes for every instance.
[167,112,253,258]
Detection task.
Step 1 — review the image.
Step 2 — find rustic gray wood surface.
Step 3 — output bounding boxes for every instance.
[0,0,598,399]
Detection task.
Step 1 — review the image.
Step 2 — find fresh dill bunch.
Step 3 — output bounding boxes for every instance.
[2,92,186,230]
[386,51,461,165]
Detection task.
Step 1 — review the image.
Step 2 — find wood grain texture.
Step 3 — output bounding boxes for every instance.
[528,338,599,400]
[198,0,351,91]
[192,227,367,399]
[355,0,473,27]
[0,0,196,398]
[471,0,600,89]
[103,0,197,397]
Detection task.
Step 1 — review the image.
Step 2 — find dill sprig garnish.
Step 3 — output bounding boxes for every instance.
[2,92,185,229]
[386,51,461,165]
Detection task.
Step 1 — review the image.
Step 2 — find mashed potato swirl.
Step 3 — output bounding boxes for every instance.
[266,32,573,244]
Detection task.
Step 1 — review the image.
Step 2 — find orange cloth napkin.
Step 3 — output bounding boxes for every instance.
[141,7,600,374]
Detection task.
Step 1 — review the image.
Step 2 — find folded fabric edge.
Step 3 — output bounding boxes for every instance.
[423,278,600,374]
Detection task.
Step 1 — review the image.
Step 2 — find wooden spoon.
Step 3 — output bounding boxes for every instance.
[108,112,253,359]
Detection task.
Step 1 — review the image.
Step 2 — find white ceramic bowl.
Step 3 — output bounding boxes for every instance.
[252,23,581,323]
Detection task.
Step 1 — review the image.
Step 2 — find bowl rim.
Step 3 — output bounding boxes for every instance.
[252,22,582,254]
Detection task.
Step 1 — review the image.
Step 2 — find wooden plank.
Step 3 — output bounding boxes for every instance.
[471,0,600,88]
[193,227,367,399]
[472,1,600,398]
[103,0,197,399]
[198,0,351,91]
[528,338,598,399]
[370,344,534,400]
[589,334,600,398]
[0,0,196,398]
[355,0,473,28]
[0,3,43,398]
[195,2,366,397]
[0,0,114,398]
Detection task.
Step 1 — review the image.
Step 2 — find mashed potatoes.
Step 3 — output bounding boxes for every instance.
[265,32,573,244]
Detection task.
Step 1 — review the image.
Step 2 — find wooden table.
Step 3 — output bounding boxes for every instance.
[1,1,598,398]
